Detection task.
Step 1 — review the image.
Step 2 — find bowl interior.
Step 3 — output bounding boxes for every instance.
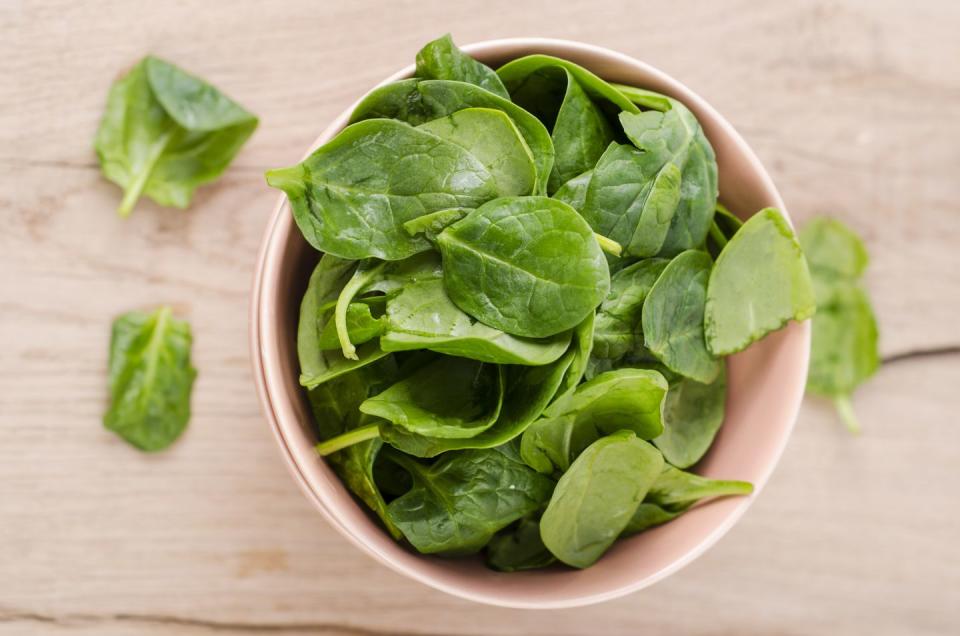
[251,38,810,608]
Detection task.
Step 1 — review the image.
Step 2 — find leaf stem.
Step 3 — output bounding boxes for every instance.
[833,395,861,435]
[118,128,173,217]
[315,424,380,456]
[594,233,623,258]
[335,261,386,360]
[708,221,728,250]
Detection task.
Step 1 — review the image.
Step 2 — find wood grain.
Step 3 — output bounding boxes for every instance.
[2,1,958,634]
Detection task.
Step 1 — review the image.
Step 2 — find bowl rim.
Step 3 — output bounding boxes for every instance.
[250,36,809,608]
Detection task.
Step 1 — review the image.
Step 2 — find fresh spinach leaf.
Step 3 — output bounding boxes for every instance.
[436,196,610,338]
[800,218,878,433]
[298,256,389,389]
[609,83,673,112]
[540,431,663,568]
[104,306,196,451]
[381,349,574,458]
[385,446,555,555]
[591,258,670,360]
[402,207,471,240]
[642,250,721,383]
[415,34,510,99]
[382,277,571,365]
[621,503,682,535]
[645,464,753,510]
[486,517,555,572]
[360,356,504,439]
[552,169,592,212]
[351,79,555,194]
[95,56,257,217]
[653,367,727,469]
[618,104,718,256]
[705,208,816,356]
[265,112,533,261]
[520,368,668,475]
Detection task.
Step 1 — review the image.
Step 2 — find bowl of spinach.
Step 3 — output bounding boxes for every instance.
[251,36,812,608]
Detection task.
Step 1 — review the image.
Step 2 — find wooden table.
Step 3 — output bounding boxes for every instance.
[3,1,958,634]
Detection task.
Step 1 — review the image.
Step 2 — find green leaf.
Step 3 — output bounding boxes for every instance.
[386,446,555,555]
[799,217,869,289]
[95,56,257,217]
[297,256,390,389]
[267,112,535,261]
[617,103,718,256]
[621,503,682,535]
[653,367,727,469]
[382,277,572,365]
[402,207,471,240]
[104,307,196,451]
[486,517,555,572]
[381,349,574,458]
[436,196,610,338]
[704,208,816,356]
[552,169,592,212]
[360,356,504,439]
[643,250,721,383]
[609,83,674,112]
[540,431,663,568]
[521,368,668,474]
[645,464,753,510]
[415,34,510,99]
[351,79,555,194]
[591,258,669,361]
[557,312,595,395]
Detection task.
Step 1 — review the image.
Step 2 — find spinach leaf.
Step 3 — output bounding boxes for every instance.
[486,517,555,572]
[385,446,555,555]
[581,142,682,258]
[552,169,592,212]
[436,196,610,338]
[540,431,663,568]
[381,349,574,458]
[621,503,682,535]
[501,65,615,193]
[298,256,389,389]
[642,250,721,383]
[521,368,668,475]
[705,208,816,356]
[618,104,718,256]
[497,54,640,115]
[800,218,878,433]
[609,83,673,112]
[104,306,196,451]
[382,277,571,365]
[592,258,669,360]
[653,367,727,469]
[645,464,753,509]
[415,34,510,99]
[360,356,504,439]
[402,207,471,240]
[95,56,257,217]
[265,112,533,261]
[351,79,555,194]
[557,312,595,395]
[317,302,385,350]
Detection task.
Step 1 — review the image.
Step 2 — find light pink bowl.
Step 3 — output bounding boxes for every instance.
[250,38,810,608]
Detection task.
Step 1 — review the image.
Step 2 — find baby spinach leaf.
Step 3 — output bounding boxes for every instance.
[381,349,574,458]
[95,56,257,217]
[265,113,532,261]
[643,250,721,383]
[704,208,816,356]
[297,256,389,389]
[497,54,640,116]
[417,108,537,197]
[104,306,196,451]
[317,302,385,350]
[645,464,753,510]
[610,83,673,112]
[351,79,555,194]
[360,356,504,439]
[415,34,510,99]
[800,217,869,289]
[385,446,555,555]
[540,431,663,568]
[486,517,555,572]
[402,207,471,240]
[521,368,668,474]
[618,104,719,256]
[581,142,682,258]
[552,169,592,212]
[329,437,403,539]
[591,258,670,360]
[502,65,615,192]
[653,367,727,469]
[436,196,610,338]
[381,277,571,365]
[621,503,682,535]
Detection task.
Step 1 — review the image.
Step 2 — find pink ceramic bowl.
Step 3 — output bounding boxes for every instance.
[251,38,810,608]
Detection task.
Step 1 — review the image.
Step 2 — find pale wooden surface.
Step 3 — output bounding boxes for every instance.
[2,1,959,634]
